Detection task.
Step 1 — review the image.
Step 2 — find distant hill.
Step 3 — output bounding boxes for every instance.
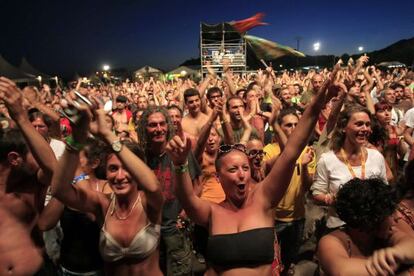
[364,37,414,66]
[181,37,414,70]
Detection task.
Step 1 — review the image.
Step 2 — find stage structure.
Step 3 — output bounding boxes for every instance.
[200,22,247,76]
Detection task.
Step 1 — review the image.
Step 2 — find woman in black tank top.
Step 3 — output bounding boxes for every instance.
[166,66,342,275]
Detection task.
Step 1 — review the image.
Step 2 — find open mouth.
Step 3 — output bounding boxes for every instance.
[356,133,367,139]
[237,183,246,192]
[253,159,262,167]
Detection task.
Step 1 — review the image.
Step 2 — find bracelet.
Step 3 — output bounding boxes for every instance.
[173,161,189,174]
[220,119,229,124]
[65,135,85,152]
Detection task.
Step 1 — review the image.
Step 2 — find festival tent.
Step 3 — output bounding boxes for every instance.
[0,55,36,83]
[19,57,52,80]
[377,61,406,68]
[167,66,200,79]
[133,66,163,80]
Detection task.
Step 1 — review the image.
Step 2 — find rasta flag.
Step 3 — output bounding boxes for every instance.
[229,13,306,60]
[244,35,306,60]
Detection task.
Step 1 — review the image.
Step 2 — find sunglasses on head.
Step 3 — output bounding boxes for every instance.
[217,143,247,158]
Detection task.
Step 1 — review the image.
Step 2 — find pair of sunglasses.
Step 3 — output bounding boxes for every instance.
[217,144,247,158]
[247,149,264,158]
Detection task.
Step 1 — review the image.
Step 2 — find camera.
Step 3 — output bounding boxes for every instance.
[59,91,93,124]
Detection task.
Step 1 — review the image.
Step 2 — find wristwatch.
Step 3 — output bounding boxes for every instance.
[111,139,123,153]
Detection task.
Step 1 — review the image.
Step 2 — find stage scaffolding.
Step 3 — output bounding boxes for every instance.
[200,22,247,76]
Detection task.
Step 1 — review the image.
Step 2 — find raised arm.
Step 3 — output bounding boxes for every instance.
[22,86,61,122]
[94,107,164,215]
[258,67,339,209]
[50,116,103,215]
[362,68,376,114]
[372,67,384,91]
[239,113,252,145]
[194,100,223,161]
[166,127,212,227]
[0,77,56,184]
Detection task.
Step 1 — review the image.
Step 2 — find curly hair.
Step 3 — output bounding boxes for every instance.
[335,177,397,231]
[82,137,110,180]
[136,106,174,152]
[330,105,372,152]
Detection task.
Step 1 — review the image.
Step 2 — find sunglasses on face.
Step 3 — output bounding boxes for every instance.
[247,149,264,158]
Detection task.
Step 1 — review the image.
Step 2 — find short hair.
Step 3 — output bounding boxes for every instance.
[390,83,404,90]
[246,81,258,92]
[183,88,200,103]
[0,128,28,162]
[226,95,244,110]
[167,105,183,116]
[137,95,148,102]
[277,107,299,125]
[236,89,246,98]
[28,111,53,128]
[206,87,223,100]
[336,177,397,231]
[116,95,128,103]
[374,101,392,113]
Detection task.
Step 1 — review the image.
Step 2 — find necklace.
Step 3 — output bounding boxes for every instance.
[340,148,366,179]
[112,193,140,220]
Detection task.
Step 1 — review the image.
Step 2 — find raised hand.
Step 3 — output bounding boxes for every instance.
[222,57,231,73]
[0,77,26,120]
[357,54,369,65]
[300,147,315,166]
[166,122,191,165]
[22,86,41,105]
[89,96,113,139]
[211,98,224,121]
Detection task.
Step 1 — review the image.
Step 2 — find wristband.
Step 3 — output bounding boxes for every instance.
[65,135,85,152]
[174,161,189,174]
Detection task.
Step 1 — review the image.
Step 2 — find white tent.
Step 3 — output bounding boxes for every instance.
[133,66,163,80]
[377,61,406,68]
[167,66,200,79]
[134,66,162,74]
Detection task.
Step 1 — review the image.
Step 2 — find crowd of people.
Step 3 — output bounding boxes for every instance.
[0,55,414,276]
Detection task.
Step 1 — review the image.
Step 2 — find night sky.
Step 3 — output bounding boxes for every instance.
[1,0,413,77]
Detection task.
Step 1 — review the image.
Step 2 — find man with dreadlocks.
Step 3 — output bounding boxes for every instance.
[136,106,201,275]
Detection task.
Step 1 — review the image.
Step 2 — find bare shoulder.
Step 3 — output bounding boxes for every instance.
[319,230,349,253]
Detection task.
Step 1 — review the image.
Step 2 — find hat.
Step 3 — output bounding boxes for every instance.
[116,95,128,103]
